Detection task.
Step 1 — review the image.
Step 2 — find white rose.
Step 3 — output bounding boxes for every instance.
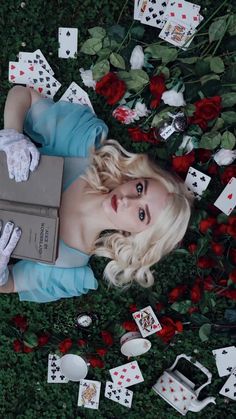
[134,102,150,117]
[213,148,236,166]
[161,90,186,107]
[178,135,194,154]
[130,45,144,70]
[79,68,96,89]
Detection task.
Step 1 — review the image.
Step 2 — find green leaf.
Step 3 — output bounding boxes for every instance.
[210,57,225,74]
[221,92,236,107]
[195,60,210,76]
[110,52,125,69]
[151,110,170,127]
[130,25,145,39]
[211,117,225,131]
[221,131,236,149]
[178,57,198,64]
[199,132,221,150]
[97,47,112,59]
[222,63,236,83]
[23,331,38,348]
[201,79,221,96]
[185,104,196,117]
[92,59,110,80]
[171,300,192,314]
[88,26,106,39]
[199,323,212,342]
[221,111,236,124]
[208,18,227,43]
[190,313,210,326]
[80,38,103,55]
[228,14,236,36]
[125,69,149,92]
[107,24,126,41]
[145,44,178,64]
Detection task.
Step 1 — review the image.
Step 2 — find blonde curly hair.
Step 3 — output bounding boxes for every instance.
[83,139,193,288]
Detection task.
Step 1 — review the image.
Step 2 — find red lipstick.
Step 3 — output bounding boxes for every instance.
[111,195,117,212]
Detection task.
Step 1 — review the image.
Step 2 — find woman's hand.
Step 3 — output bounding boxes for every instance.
[0,128,40,182]
[0,221,21,285]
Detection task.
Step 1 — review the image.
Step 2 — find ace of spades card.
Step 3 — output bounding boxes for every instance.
[219,367,236,401]
[212,346,236,377]
[78,379,101,409]
[47,354,69,383]
[185,166,211,199]
[105,381,133,408]
[132,305,162,337]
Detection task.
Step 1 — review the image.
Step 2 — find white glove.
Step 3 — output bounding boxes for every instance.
[0,221,21,285]
[0,128,40,182]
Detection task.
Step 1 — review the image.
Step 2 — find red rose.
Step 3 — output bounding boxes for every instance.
[129,304,138,313]
[229,270,236,283]
[220,290,236,300]
[88,357,104,368]
[221,165,236,184]
[172,151,195,173]
[226,225,236,239]
[95,72,126,105]
[203,275,215,291]
[128,127,160,144]
[190,283,202,303]
[101,330,113,346]
[188,243,197,253]
[23,344,34,353]
[199,217,217,234]
[122,321,138,332]
[228,215,236,226]
[168,284,187,303]
[13,339,22,352]
[95,348,108,357]
[155,302,165,312]
[11,315,28,332]
[190,96,221,130]
[156,317,183,343]
[207,163,218,175]
[198,149,212,163]
[77,339,87,347]
[213,223,228,237]
[229,248,236,264]
[218,278,228,286]
[188,306,199,314]
[211,242,224,256]
[113,106,137,124]
[149,74,166,108]
[197,256,215,269]
[58,338,73,354]
[37,334,50,347]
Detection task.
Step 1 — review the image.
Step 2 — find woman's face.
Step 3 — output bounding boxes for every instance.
[102,178,168,234]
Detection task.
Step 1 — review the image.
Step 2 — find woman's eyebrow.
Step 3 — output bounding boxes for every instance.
[144,180,151,224]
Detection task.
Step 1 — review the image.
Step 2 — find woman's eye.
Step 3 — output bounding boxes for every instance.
[139,208,145,222]
[136,182,143,195]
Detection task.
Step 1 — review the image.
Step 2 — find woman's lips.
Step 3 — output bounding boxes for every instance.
[111,195,117,212]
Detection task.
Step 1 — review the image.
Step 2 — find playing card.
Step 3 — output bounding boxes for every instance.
[214,177,236,216]
[109,360,144,387]
[8,61,32,84]
[134,0,141,20]
[132,305,162,337]
[141,0,170,29]
[212,346,236,377]
[105,381,133,408]
[137,0,149,20]
[59,81,94,112]
[162,1,201,28]
[58,27,78,59]
[26,64,61,98]
[159,19,196,49]
[47,354,69,383]
[185,166,211,199]
[19,49,54,75]
[219,367,236,400]
[78,379,101,409]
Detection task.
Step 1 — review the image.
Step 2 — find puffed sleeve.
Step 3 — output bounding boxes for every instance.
[23,98,108,157]
[12,260,98,303]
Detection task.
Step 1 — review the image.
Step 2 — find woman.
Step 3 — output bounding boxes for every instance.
[0,86,193,303]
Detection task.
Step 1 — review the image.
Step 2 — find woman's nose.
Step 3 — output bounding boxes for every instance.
[118,195,136,208]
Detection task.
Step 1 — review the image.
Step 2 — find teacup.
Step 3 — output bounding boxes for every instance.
[120,331,151,357]
[60,354,89,381]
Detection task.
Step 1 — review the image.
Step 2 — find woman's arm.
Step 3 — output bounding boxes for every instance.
[4,85,42,132]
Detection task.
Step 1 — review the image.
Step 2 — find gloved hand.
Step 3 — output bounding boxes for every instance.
[0,221,21,285]
[0,128,40,182]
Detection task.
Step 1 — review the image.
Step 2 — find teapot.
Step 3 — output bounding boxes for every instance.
[152,354,216,416]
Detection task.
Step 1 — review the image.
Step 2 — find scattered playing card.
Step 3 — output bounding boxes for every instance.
[109,360,144,388]
[214,177,236,215]
[185,166,211,199]
[212,346,236,377]
[134,0,141,20]
[9,61,32,84]
[162,0,201,27]
[78,379,101,409]
[141,0,170,29]
[105,381,133,408]
[27,64,61,98]
[47,354,69,383]
[132,305,162,337]
[137,0,149,20]
[58,27,78,58]
[159,19,195,49]
[219,367,236,401]
[19,49,54,75]
[59,81,94,112]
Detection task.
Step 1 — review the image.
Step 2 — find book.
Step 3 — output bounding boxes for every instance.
[0,152,64,264]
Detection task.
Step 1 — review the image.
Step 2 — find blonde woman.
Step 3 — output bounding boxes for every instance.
[0,86,193,303]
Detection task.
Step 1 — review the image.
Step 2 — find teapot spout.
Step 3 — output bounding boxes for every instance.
[189,397,216,412]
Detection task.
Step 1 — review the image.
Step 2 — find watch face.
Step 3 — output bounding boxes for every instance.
[77,314,92,328]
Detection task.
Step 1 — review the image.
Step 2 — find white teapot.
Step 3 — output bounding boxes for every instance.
[152,354,216,416]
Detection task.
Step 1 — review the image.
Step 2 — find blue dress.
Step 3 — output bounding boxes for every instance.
[12,99,108,303]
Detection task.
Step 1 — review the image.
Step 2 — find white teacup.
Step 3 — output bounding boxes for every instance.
[120,331,151,357]
[60,354,89,381]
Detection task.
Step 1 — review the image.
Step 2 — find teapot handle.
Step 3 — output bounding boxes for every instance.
[168,354,212,396]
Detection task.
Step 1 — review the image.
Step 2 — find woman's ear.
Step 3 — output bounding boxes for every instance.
[119,230,131,237]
